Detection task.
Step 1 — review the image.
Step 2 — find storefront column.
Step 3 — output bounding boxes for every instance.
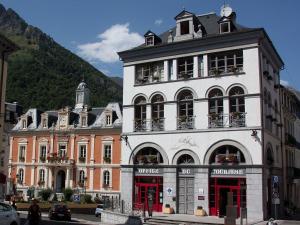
[66,168,70,188]
[89,168,94,191]
[246,168,264,221]
[194,168,209,213]
[121,167,134,207]
[70,134,75,160]
[163,167,176,210]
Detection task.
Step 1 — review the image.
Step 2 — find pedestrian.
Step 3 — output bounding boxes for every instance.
[147,192,153,218]
[11,200,17,210]
[27,198,41,225]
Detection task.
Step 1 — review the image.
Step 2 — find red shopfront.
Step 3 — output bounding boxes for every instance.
[209,168,247,217]
[133,168,163,212]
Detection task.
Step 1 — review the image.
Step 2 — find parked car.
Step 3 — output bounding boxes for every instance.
[0,202,20,225]
[95,204,104,217]
[48,204,71,221]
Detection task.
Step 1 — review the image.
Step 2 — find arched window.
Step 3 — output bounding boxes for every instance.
[177,154,195,165]
[151,94,164,131]
[209,145,245,164]
[79,170,85,183]
[134,147,163,165]
[177,90,194,129]
[208,89,223,127]
[134,96,147,131]
[266,148,274,166]
[103,171,110,187]
[18,168,24,184]
[39,169,45,182]
[229,87,245,127]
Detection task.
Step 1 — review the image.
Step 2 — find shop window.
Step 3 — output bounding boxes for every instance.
[177,57,193,79]
[209,50,243,75]
[134,147,163,165]
[180,21,190,35]
[134,96,147,131]
[151,94,164,131]
[209,145,245,164]
[177,90,194,129]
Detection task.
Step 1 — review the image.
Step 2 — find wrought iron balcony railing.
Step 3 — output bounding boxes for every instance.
[177,116,195,130]
[208,112,246,128]
[134,118,165,132]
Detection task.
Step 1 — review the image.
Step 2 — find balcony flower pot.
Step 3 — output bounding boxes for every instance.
[78,181,84,188]
[103,157,111,163]
[78,157,86,163]
[40,156,46,162]
[163,204,174,214]
[38,180,45,186]
[195,206,207,216]
[19,157,25,162]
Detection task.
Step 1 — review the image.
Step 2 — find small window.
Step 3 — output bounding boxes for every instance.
[18,169,24,184]
[103,145,112,163]
[145,36,154,46]
[106,115,112,126]
[79,170,85,183]
[220,22,230,33]
[79,145,86,160]
[22,120,27,129]
[180,21,189,35]
[42,119,47,128]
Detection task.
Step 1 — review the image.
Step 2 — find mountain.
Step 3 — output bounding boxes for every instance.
[0,4,122,110]
[110,77,123,87]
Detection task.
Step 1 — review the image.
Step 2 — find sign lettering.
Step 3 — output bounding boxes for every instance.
[211,168,245,176]
[135,168,162,175]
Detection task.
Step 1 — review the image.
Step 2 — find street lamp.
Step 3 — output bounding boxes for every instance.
[84,177,87,196]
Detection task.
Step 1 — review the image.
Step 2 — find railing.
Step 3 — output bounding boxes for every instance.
[134,118,165,132]
[177,116,195,130]
[208,112,246,128]
[209,66,243,76]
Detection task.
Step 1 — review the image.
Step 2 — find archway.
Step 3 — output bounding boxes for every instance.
[56,170,66,193]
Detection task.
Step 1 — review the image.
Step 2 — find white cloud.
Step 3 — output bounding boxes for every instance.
[280,79,289,86]
[155,19,163,26]
[77,23,144,63]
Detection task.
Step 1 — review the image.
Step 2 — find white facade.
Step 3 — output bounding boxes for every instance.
[119,8,284,220]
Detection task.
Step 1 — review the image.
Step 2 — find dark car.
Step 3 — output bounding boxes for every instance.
[48,204,71,221]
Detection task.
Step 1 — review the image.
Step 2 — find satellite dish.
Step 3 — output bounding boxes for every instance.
[221,5,233,17]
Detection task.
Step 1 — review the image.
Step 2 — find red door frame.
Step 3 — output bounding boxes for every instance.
[134,176,163,212]
[209,177,245,217]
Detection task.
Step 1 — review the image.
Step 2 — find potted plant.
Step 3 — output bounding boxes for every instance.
[19,156,25,162]
[38,180,45,186]
[195,206,207,216]
[78,156,86,163]
[163,204,174,214]
[40,156,46,162]
[103,156,111,163]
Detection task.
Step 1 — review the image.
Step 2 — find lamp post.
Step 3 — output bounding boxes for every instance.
[84,177,87,196]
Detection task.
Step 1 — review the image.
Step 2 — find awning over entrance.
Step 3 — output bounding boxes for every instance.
[0,173,6,184]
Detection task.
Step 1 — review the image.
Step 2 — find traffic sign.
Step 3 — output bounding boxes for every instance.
[272,176,279,183]
[73,194,80,202]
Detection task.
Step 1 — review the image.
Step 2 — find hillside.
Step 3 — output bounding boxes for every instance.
[0,4,122,110]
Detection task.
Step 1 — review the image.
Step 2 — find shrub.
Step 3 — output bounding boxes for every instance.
[63,188,73,202]
[94,196,101,204]
[39,188,52,201]
[82,194,93,203]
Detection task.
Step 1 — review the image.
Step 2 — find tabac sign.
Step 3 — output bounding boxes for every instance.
[210,168,246,177]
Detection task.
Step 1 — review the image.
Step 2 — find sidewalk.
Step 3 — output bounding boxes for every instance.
[147,212,264,225]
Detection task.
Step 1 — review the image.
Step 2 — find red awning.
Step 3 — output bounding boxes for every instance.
[0,173,6,184]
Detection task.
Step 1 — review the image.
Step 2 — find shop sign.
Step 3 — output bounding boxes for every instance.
[135,168,162,175]
[211,168,245,176]
[178,168,194,176]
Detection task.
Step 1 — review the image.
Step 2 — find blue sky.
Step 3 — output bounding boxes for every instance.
[1,0,299,89]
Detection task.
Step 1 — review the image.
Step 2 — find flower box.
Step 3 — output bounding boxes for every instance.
[40,156,46,162]
[103,157,111,163]
[78,157,86,163]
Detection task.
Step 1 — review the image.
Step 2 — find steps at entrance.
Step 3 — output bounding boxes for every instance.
[144,218,223,225]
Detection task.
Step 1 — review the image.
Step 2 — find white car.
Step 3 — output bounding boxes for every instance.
[0,202,20,225]
[95,204,104,217]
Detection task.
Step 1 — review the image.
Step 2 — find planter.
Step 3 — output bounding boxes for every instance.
[103,157,111,163]
[78,157,86,163]
[195,208,207,216]
[163,206,174,214]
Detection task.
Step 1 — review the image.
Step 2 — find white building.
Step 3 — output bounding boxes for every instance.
[118,6,284,220]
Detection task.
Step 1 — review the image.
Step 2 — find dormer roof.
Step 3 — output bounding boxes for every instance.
[174,10,195,20]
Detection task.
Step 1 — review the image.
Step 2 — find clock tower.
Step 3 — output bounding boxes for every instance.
[75,80,90,109]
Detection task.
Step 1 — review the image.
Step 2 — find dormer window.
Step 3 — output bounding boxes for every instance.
[106,115,112,126]
[220,22,231,33]
[180,21,190,35]
[81,116,87,127]
[146,36,154,46]
[21,118,27,129]
[42,118,47,128]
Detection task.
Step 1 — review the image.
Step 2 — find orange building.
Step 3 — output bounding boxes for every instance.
[8,81,122,199]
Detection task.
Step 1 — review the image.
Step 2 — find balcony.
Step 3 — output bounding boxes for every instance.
[209,66,243,76]
[134,118,165,132]
[208,112,246,128]
[177,116,195,130]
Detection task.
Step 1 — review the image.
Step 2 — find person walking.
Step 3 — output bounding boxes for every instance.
[147,191,153,218]
[27,199,41,225]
